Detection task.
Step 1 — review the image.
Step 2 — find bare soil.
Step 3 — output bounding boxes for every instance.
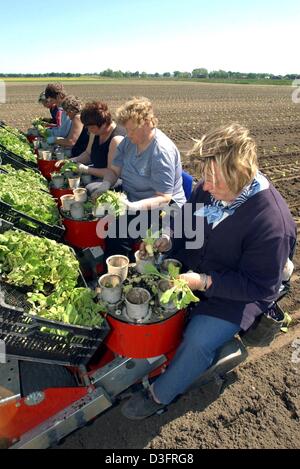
[0,81,299,449]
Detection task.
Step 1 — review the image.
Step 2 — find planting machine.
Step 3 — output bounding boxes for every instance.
[0,292,250,450]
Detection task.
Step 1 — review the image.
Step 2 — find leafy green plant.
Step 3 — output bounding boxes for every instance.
[27,288,104,328]
[36,124,49,139]
[142,228,161,257]
[2,124,28,143]
[0,164,48,190]
[59,161,79,175]
[0,167,59,225]
[95,190,126,217]
[0,230,79,290]
[0,128,36,163]
[123,272,160,296]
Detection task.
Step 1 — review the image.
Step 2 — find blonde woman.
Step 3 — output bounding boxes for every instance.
[92,97,186,259]
[71,101,126,180]
[45,83,71,139]
[122,123,297,420]
[48,96,89,157]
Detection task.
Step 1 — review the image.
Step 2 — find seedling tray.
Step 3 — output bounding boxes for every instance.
[0,282,109,366]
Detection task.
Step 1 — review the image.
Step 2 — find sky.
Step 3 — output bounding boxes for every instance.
[0,0,299,75]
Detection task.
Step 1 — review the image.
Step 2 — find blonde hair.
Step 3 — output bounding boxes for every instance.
[188,123,258,194]
[116,97,158,127]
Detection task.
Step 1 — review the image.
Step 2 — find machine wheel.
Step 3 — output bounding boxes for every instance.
[19,361,78,397]
[219,370,239,395]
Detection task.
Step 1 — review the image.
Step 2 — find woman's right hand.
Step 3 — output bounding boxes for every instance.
[139,236,172,257]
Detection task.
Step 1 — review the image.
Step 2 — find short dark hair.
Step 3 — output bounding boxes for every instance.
[80,102,112,127]
[45,83,66,100]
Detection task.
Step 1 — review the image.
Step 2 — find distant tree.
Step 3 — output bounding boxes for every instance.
[163,72,171,77]
[101,68,114,77]
[174,71,191,79]
[209,70,229,79]
[112,70,124,78]
[285,74,300,80]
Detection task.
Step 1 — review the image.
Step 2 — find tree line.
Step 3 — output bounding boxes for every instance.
[0,69,299,80]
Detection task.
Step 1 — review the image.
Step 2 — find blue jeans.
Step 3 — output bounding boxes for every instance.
[153,314,240,405]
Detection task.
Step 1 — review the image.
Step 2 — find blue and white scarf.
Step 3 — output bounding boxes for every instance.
[194,172,269,226]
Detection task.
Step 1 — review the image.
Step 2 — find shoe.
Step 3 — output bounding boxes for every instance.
[121,389,166,420]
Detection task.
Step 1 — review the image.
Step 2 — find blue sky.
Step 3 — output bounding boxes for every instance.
[1,0,299,74]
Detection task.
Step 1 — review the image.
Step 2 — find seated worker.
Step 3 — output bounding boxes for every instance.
[44,83,72,139]
[89,96,186,260]
[38,91,62,127]
[46,96,89,157]
[121,122,297,419]
[69,101,126,178]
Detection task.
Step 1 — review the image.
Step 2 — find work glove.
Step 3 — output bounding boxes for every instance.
[54,159,67,168]
[77,163,90,174]
[139,235,172,257]
[123,199,144,212]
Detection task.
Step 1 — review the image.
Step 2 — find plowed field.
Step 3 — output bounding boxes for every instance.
[0,81,299,449]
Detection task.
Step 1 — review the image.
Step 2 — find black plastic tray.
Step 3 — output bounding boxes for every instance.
[0,200,65,242]
[0,150,39,172]
[0,122,27,139]
[0,143,37,169]
[0,282,109,366]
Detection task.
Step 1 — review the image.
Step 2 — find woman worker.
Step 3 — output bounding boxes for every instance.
[45,83,72,139]
[121,122,297,419]
[69,101,126,179]
[37,91,62,127]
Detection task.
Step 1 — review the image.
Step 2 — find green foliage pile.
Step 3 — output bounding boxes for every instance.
[0,230,103,327]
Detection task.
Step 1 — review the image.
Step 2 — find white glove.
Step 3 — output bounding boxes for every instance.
[139,236,172,257]
[55,160,67,168]
[124,199,144,212]
[77,163,90,174]
[179,272,211,291]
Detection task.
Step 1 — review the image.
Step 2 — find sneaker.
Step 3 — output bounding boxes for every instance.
[121,389,166,420]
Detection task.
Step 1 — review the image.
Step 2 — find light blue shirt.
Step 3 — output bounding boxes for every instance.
[48,111,71,138]
[113,128,186,207]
